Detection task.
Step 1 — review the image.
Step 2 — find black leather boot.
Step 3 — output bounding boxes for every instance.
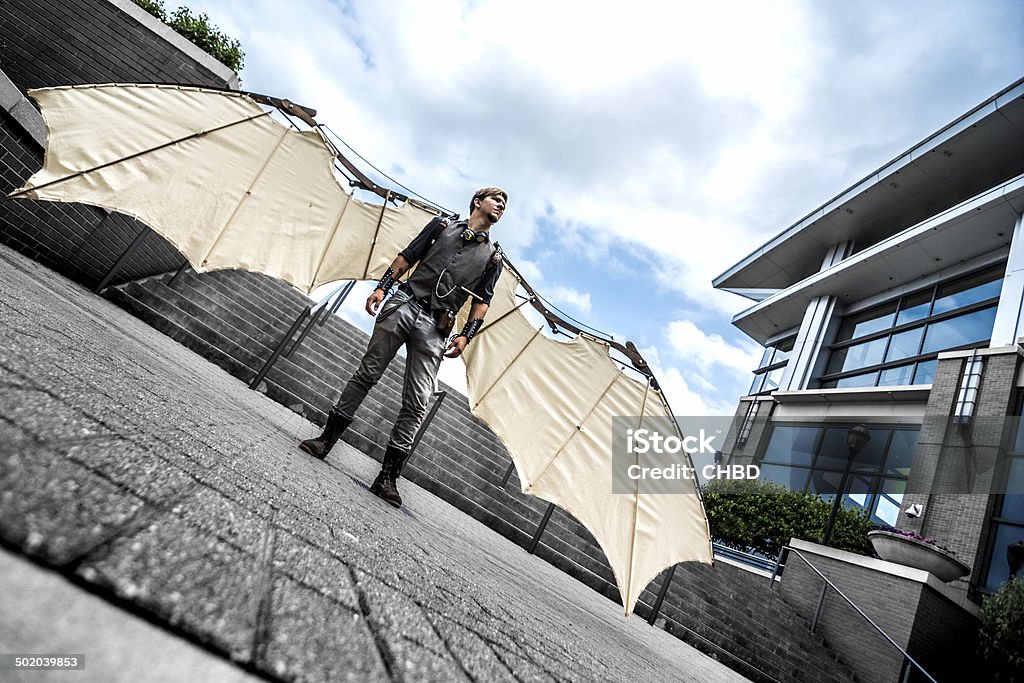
[299,411,351,459]
[370,445,410,508]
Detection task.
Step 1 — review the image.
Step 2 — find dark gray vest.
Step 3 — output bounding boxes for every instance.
[405,221,494,312]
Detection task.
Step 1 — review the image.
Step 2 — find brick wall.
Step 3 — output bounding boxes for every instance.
[779,541,982,683]
[903,349,1022,597]
[0,0,235,92]
[0,0,237,288]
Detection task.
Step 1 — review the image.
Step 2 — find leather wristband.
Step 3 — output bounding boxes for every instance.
[458,318,484,344]
[375,266,396,293]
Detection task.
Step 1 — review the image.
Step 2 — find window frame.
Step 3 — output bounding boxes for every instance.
[977,391,1024,596]
[749,337,796,395]
[819,264,1004,389]
[754,421,919,527]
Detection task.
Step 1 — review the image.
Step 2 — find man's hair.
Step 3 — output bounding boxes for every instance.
[470,186,508,214]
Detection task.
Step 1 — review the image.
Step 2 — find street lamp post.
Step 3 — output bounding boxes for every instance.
[821,423,871,546]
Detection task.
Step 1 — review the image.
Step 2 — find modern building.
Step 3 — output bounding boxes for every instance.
[711,77,1024,677]
[712,77,1024,679]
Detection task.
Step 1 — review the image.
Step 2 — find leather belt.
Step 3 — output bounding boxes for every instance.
[399,285,432,312]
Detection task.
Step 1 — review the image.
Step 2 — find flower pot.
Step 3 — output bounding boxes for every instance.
[867,530,970,582]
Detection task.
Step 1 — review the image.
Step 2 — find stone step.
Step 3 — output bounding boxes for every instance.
[177,269,309,334]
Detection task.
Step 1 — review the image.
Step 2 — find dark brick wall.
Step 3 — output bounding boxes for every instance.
[0,0,236,288]
[903,350,1021,596]
[0,0,231,92]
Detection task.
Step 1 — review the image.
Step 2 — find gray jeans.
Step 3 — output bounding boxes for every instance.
[332,289,445,451]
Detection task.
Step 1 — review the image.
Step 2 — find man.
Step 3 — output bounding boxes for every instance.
[299,187,507,508]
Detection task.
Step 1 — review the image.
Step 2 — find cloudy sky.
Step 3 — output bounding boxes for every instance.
[190,0,1022,413]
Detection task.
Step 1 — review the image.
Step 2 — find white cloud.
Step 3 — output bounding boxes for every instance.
[191,0,1024,412]
[544,285,592,315]
[666,319,763,382]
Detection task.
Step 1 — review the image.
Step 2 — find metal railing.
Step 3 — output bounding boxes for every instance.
[770,546,938,683]
[249,280,354,389]
[713,543,777,572]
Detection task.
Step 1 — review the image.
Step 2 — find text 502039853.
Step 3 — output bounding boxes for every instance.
[0,654,85,670]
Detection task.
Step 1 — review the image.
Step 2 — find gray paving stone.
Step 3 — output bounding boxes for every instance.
[0,387,113,443]
[261,575,387,682]
[63,436,197,503]
[0,445,146,565]
[77,518,264,663]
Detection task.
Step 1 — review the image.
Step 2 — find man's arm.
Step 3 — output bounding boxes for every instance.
[444,301,489,358]
[365,254,411,315]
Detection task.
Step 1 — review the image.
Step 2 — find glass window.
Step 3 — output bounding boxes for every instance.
[999,459,1024,520]
[879,364,915,387]
[852,433,888,472]
[807,469,844,498]
[827,337,888,374]
[758,464,810,491]
[885,327,924,362]
[872,479,905,526]
[873,494,901,526]
[912,359,937,385]
[932,267,1003,315]
[982,523,1024,593]
[762,426,817,466]
[837,303,897,342]
[835,372,880,388]
[815,428,852,470]
[749,338,795,395]
[821,265,1004,389]
[920,306,997,354]
[896,290,933,326]
[756,424,917,536]
[885,431,919,476]
[762,367,784,392]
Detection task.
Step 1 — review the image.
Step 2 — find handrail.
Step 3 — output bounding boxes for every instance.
[712,542,776,572]
[773,546,938,683]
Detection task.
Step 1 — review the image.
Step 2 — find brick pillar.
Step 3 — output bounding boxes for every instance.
[903,347,1021,596]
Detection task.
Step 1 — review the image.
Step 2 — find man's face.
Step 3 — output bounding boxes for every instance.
[476,194,506,224]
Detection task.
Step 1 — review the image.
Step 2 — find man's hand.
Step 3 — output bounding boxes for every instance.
[445,335,468,358]
[365,288,385,316]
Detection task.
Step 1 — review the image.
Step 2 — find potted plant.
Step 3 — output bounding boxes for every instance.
[867,526,970,582]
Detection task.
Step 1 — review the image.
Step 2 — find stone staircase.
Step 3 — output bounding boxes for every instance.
[105,268,860,683]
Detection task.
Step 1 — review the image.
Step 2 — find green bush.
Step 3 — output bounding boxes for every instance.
[703,478,875,558]
[133,0,165,19]
[979,577,1024,681]
[132,0,245,73]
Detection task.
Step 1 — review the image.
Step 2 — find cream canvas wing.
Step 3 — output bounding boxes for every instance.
[16,82,714,616]
[12,83,438,292]
[460,271,713,615]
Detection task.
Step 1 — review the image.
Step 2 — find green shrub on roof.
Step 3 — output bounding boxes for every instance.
[132,0,245,73]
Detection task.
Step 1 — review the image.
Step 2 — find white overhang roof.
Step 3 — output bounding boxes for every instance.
[714,78,1024,292]
[731,174,1024,343]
